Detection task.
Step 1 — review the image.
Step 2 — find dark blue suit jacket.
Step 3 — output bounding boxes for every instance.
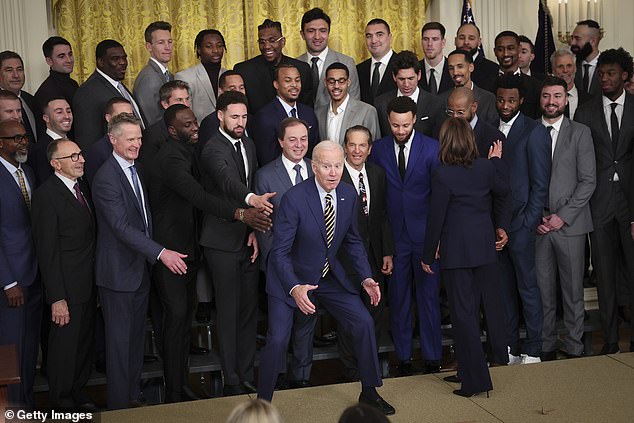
[0,163,37,292]
[504,113,551,232]
[267,178,372,307]
[423,158,510,269]
[368,131,440,242]
[92,154,163,292]
[84,134,112,186]
[252,99,319,166]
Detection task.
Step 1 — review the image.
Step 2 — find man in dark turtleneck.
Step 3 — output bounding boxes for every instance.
[34,37,79,110]
[234,19,313,113]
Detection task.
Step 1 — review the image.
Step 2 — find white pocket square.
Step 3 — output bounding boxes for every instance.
[420,116,429,121]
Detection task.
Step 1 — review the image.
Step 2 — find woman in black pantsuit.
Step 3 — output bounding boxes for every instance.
[421,117,509,397]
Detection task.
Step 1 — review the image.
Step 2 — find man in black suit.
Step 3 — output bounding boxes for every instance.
[35,37,78,110]
[198,91,274,395]
[518,36,546,80]
[91,113,187,409]
[337,125,393,381]
[31,139,96,410]
[551,48,592,119]
[0,51,44,143]
[570,19,602,97]
[253,63,319,165]
[454,23,499,93]
[29,97,73,185]
[576,48,634,354]
[419,22,452,95]
[234,19,313,113]
[357,18,397,106]
[73,39,146,150]
[374,50,446,138]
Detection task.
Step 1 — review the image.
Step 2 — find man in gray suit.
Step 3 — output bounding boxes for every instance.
[315,63,380,145]
[535,76,596,360]
[254,117,316,388]
[296,8,360,110]
[133,21,174,126]
[439,49,499,127]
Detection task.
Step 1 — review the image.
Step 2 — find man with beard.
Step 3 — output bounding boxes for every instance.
[536,76,596,361]
[253,63,319,165]
[569,20,602,96]
[234,19,313,113]
[454,23,499,93]
[440,49,498,126]
[0,120,40,407]
[73,39,146,150]
[551,49,592,119]
[575,48,634,354]
[495,75,551,365]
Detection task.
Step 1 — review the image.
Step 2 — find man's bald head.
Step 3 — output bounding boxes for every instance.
[447,86,477,121]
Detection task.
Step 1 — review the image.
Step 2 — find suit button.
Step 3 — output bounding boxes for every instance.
[614,160,618,164]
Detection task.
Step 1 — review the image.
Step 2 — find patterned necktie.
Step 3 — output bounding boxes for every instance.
[429,68,438,95]
[371,62,381,98]
[398,144,406,180]
[293,163,303,185]
[164,70,171,82]
[16,168,30,210]
[311,57,320,100]
[610,103,620,151]
[322,193,335,278]
[358,172,368,216]
[583,64,591,92]
[74,182,90,212]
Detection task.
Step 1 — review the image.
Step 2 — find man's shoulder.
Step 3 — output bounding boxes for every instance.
[374,90,397,107]
[282,55,310,72]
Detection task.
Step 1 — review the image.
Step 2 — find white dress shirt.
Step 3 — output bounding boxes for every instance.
[498,112,521,137]
[424,57,445,86]
[112,151,148,227]
[541,115,564,158]
[393,130,415,168]
[397,86,420,104]
[327,94,350,143]
[305,47,329,77]
[281,155,308,185]
[46,128,64,140]
[344,161,370,211]
[567,85,579,119]
[277,96,298,118]
[582,53,600,87]
[370,50,394,85]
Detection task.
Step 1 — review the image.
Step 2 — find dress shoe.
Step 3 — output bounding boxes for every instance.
[129,396,148,408]
[222,384,245,396]
[397,361,412,377]
[195,302,211,323]
[95,358,106,374]
[423,360,441,374]
[453,389,489,398]
[358,392,395,416]
[599,343,619,355]
[521,354,541,364]
[76,402,98,412]
[288,380,311,389]
[189,345,210,355]
[144,354,159,363]
[441,315,452,329]
[541,350,557,362]
[559,350,583,359]
[508,347,522,365]
[443,374,461,383]
[242,381,257,394]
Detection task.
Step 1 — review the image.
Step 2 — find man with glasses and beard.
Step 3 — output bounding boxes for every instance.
[569,20,602,96]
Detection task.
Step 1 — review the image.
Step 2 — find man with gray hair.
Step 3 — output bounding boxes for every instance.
[551,49,592,119]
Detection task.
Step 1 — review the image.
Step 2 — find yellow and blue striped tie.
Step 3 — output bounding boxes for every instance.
[322,193,335,277]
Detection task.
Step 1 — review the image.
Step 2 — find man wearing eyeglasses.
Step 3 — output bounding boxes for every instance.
[31,139,97,410]
[0,119,40,408]
[234,19,313,113]
[315,62,380,146]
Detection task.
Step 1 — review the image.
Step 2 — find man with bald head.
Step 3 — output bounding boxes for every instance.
[454,23,499,92]
[258,140,394,415]
[569,20,602,96]
[32,139,96,409]
[0,119,40,407]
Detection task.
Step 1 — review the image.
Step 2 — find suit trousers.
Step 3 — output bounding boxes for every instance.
[500,226,543,357]
[204,247,259,386]
[591,183,634,344]
[288,308,318,382]
[536,231,586,355]
[47,296,96,408]
[390,236,442,361]
[0,281,42,407]
[99,271,150,410]
[154,263,197,402]
[445,265,494,394]
[257,274,382,401]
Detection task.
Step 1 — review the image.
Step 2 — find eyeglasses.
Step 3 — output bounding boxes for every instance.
[446,108,469,117]
[53,151,84,162]
[0,134,29,144]
[326,77,348,86]
[257,36,284,46]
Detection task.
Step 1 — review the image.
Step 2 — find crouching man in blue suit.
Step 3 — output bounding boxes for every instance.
[257,140,395,415]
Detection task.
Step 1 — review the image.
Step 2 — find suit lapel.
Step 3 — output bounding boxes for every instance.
[195,63,216,105]
[616,95,634,156]
[404,133,423,183]
[306,180,327,243]
[553,117,570,161]
[339,100,358,141]
[273,158,293,191]
[110,156,145,221]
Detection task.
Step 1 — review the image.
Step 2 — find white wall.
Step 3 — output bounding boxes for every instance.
[2,0,633,91]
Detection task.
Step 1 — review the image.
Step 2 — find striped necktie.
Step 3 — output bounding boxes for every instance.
[16,168,30,210]
[322,193,335,277]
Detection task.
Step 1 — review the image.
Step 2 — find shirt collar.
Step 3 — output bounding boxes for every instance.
[344,160,365,178]
[150,57,169,74]
[397,86,420,103]
[568,85,578,98]
[315,177,336,195]
[46,128,64,140]
[54,171,77,190]
[219,126,241,144]
[425,56,445,74]
[500,111,521,128]
[329,94,350,115]
[112,150,135,168]
[0,155,20,174]
[499,67,521,76]
[469,114,479,129]
[277,96,296,114]
[281,154,306,173]
[603,90,626,108]
[583,52,600,66]
[96,68,122,88]
[541,114,564,131]
[308,47,329,64]
[394,129,415,149]
[372,49,394,67]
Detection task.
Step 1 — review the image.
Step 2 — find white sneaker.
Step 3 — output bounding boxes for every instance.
[521,354,541,364]
[508,347,523,365]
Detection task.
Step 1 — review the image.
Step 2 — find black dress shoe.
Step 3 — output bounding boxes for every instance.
[397,361,412,377]
[223,384,245,396]
[453,389,489,398]
[76,402,98,412]
[443,374,461,383]
[559,350,583,359]
[288,380,311,389]
[242,381,257,393]
[195,302,211,323]
[189,345,210,355]
[423,360,441,374]
[181,385,201,401]
[358,392,395,416]
[129,396,148,408]
[599,343,619,355]
[541,350,557,361]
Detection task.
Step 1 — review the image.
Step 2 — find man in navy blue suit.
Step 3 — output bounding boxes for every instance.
[92,113,188,409]
[0,120,40,407]
[495,75,551,364]
[252,63,319,166]
[368,96,442,376]
[257,140,394,415]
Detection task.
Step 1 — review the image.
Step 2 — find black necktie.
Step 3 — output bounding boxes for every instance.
[311,57,320,100]
[429,68,438,95]
[583,64,591,92]
[290,107,297,118]
[398,144,406,180]
[371,62,381,98]
[610,103,620,151]
[546,125,554,155]
[358,172,368,216]
[234,140,247,186]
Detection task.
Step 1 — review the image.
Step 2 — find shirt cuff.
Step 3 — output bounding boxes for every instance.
[4,282,18,290]
[289,284,300,296]
[157,248,165,261]
[245,192,254,206]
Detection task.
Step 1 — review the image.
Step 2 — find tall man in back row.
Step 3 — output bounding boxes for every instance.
[258,140,395,415]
